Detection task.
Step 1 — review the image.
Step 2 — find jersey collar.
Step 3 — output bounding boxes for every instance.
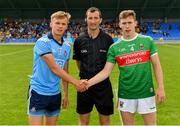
[121,33,138,42]
[84,29,103,39]
[48,32,64,46]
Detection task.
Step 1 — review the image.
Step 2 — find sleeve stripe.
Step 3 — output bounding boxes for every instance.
[150,52,158,57]
[40,52,52,57]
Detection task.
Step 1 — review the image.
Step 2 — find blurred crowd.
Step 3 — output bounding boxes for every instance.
[0,19,49,42]
[0,18,180,42]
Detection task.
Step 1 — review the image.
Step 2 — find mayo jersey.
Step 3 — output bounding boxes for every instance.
[107,34,157,99]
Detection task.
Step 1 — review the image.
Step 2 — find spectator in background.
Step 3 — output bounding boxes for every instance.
[162,31,170,37]
[168,24,172,30]
[177,25,180,30]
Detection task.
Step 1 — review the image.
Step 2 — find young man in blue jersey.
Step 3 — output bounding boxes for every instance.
[28,11,87,125]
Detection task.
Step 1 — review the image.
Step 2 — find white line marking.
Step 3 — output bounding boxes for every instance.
[0,48,32,57]
[163,45,180,49]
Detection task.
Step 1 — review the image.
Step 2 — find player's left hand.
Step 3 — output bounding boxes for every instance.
[156,88,166,104]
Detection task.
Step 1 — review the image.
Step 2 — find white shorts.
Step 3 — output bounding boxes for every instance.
[118,96,156,114]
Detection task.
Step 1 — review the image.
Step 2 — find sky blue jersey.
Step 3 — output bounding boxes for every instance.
[30,32,71,95]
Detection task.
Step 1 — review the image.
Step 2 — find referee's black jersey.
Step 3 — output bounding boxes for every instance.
[73,30,114,80]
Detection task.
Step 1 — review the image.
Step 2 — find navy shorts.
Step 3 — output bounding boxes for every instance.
[27,89,61,116]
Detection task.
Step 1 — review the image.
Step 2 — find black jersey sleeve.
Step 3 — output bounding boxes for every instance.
[73,38,80,60]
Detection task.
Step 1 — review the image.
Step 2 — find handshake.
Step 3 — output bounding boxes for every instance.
[74,79,90,92]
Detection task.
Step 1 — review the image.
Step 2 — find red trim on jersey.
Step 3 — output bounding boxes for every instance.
[116,50,150,67]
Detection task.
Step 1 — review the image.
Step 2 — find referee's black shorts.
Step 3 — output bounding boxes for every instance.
[76,80,114,115]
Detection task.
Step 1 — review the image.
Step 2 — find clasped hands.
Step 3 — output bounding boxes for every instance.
[75,79,90,92]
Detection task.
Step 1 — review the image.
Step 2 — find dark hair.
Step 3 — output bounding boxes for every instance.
[85,7,102,18]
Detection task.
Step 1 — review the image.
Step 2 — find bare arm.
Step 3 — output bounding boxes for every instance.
[62,61,69,109]
[151,54,166,103]
[42,54,86,91]
[87,62,115,88]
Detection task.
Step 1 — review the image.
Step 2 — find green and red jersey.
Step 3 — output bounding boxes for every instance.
[107,34,157,99]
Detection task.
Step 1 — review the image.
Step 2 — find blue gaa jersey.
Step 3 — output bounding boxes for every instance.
[30,32,71,95]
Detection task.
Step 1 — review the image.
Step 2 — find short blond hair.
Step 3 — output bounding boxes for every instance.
[51,11,71,23]
[119,10,136,20]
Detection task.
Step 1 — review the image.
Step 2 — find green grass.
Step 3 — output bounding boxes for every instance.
[0,44,180,125]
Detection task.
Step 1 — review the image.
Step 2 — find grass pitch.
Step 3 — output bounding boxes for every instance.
[0,44,180,125]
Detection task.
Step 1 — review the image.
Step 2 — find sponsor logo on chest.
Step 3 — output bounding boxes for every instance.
[116,50,150,67]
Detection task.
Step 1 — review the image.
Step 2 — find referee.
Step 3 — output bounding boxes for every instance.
[73,7,114,125]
